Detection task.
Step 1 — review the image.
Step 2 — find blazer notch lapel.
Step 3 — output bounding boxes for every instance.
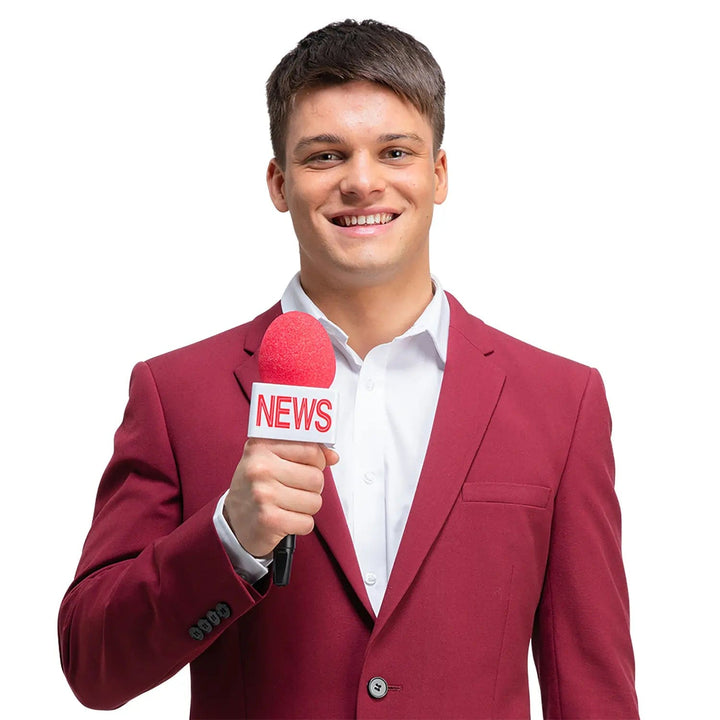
[375,315,506,629]
[314,470,376,621]
[233,353,258,403]
[233,303,282,399]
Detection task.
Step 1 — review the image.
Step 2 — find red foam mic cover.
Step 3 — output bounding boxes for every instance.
[258,311,336,388]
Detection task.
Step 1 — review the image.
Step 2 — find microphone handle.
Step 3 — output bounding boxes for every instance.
[273,534,296,586]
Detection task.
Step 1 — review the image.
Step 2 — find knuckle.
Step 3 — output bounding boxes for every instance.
[311,468,325,492]
[242,437,264,461]
[312,444,327,467]
[250,482,273,507]
[298,467,323,493]
[298,442,323,466]
[257,504,281,533]
[309,493,323,515]
[246,457,270,480]
[297,515,315,536]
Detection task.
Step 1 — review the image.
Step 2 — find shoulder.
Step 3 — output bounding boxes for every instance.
[447,292,600,408]
[448,293,589,372]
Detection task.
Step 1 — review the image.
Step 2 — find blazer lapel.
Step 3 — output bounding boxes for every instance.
[314,473,375,620]
[233,303,374,620]
[375,296,506,630]
[233,303,282,402]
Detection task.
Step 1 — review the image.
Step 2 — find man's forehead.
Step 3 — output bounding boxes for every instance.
[285,81,431,141]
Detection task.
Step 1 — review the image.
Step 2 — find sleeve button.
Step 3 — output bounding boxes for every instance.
[215,602,231,619]
[188,626,204,641]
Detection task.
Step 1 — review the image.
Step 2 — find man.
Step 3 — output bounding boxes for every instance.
[59,19,639,719]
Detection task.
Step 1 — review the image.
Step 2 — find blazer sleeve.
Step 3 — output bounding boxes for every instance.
[532,368,639,719]
[58,361,269,710]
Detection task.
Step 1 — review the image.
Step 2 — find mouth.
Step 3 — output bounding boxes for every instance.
[330,212,398,227]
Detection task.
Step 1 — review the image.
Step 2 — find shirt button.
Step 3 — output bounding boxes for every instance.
[365,378,375,391]
[363,471,375,485]
[367,676,388,699]
[365,572,377,586]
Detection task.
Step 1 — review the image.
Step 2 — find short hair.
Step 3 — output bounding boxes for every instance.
[266,19,445,166]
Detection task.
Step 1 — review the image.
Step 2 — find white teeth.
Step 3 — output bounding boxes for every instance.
[337,213,395,227]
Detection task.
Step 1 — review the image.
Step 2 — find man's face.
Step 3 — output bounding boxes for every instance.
[267,81,448,294]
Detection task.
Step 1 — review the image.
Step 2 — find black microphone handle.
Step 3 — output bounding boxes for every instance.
[273,534,296,586]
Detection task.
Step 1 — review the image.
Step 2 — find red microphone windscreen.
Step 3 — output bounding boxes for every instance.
[258,311,336,388]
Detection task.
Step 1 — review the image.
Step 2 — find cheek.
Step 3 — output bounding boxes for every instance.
[397,170,435,200]
[286,197,316,228]
[287,183,333,219]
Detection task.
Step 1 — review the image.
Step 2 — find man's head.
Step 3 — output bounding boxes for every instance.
[264,20,448,300]
[266,19,445,167]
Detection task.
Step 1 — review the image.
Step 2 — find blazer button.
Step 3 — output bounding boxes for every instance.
[216,602,231,620]
[367,677,388,699]
[188,626,204,641]
[197,618,213,634]
[206,610,221,626]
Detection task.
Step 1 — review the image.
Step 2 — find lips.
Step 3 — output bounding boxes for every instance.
[330,212,398,227]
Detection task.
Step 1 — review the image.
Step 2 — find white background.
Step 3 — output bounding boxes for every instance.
[1,1,718,717]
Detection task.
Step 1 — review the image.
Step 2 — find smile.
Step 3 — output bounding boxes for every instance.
[331,213,398,227]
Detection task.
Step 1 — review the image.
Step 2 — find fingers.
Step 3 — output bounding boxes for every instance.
[250,470,324,517]
[256,504,319,539]
[244,440,326,493]
[223,438,339,558]
[269,439,338,470]
[250,439,339,492]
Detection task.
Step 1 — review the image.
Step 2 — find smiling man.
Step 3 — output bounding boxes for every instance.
[59,19,639,719]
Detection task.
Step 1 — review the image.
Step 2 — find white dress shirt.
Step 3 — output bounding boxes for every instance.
[214,274,449,615]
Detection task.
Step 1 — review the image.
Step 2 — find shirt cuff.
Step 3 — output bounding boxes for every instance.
[213,490,271,584]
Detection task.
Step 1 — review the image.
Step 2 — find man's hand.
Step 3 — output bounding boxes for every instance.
[223,437,339,558]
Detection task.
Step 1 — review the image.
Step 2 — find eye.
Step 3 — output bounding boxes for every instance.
[306,151,343,166]
[384,148,410,160]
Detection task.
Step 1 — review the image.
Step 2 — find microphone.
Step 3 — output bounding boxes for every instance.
[248,311,337,586]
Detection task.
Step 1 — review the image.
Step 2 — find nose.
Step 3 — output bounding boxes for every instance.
[338,152,385,199]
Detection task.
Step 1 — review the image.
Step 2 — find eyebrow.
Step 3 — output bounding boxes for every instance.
[293,132,426,155]
[377,133,425,145]
[293,134,345,154]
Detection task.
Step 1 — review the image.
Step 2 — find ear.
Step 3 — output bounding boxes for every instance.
[433,149,448,205]
[266,159,289,212]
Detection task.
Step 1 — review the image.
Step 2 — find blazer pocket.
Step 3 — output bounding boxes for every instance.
[462,482,551,509]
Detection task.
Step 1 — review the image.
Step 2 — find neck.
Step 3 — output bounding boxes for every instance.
[300,274,435,359]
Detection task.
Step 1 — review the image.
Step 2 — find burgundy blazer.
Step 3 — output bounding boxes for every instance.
[59,295,638,719]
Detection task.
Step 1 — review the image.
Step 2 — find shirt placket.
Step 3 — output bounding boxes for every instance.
[352,344,389,615]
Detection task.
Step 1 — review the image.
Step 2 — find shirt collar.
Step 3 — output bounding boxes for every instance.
[280,273,449,367]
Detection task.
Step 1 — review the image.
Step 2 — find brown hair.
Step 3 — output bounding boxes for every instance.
[266,19,445,166]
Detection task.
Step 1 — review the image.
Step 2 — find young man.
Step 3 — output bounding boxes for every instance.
[59,19,639,719]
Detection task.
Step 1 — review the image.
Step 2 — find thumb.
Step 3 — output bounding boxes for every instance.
[321,445,340,467]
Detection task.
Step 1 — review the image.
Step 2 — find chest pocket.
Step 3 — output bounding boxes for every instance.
[462,482,551,509]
